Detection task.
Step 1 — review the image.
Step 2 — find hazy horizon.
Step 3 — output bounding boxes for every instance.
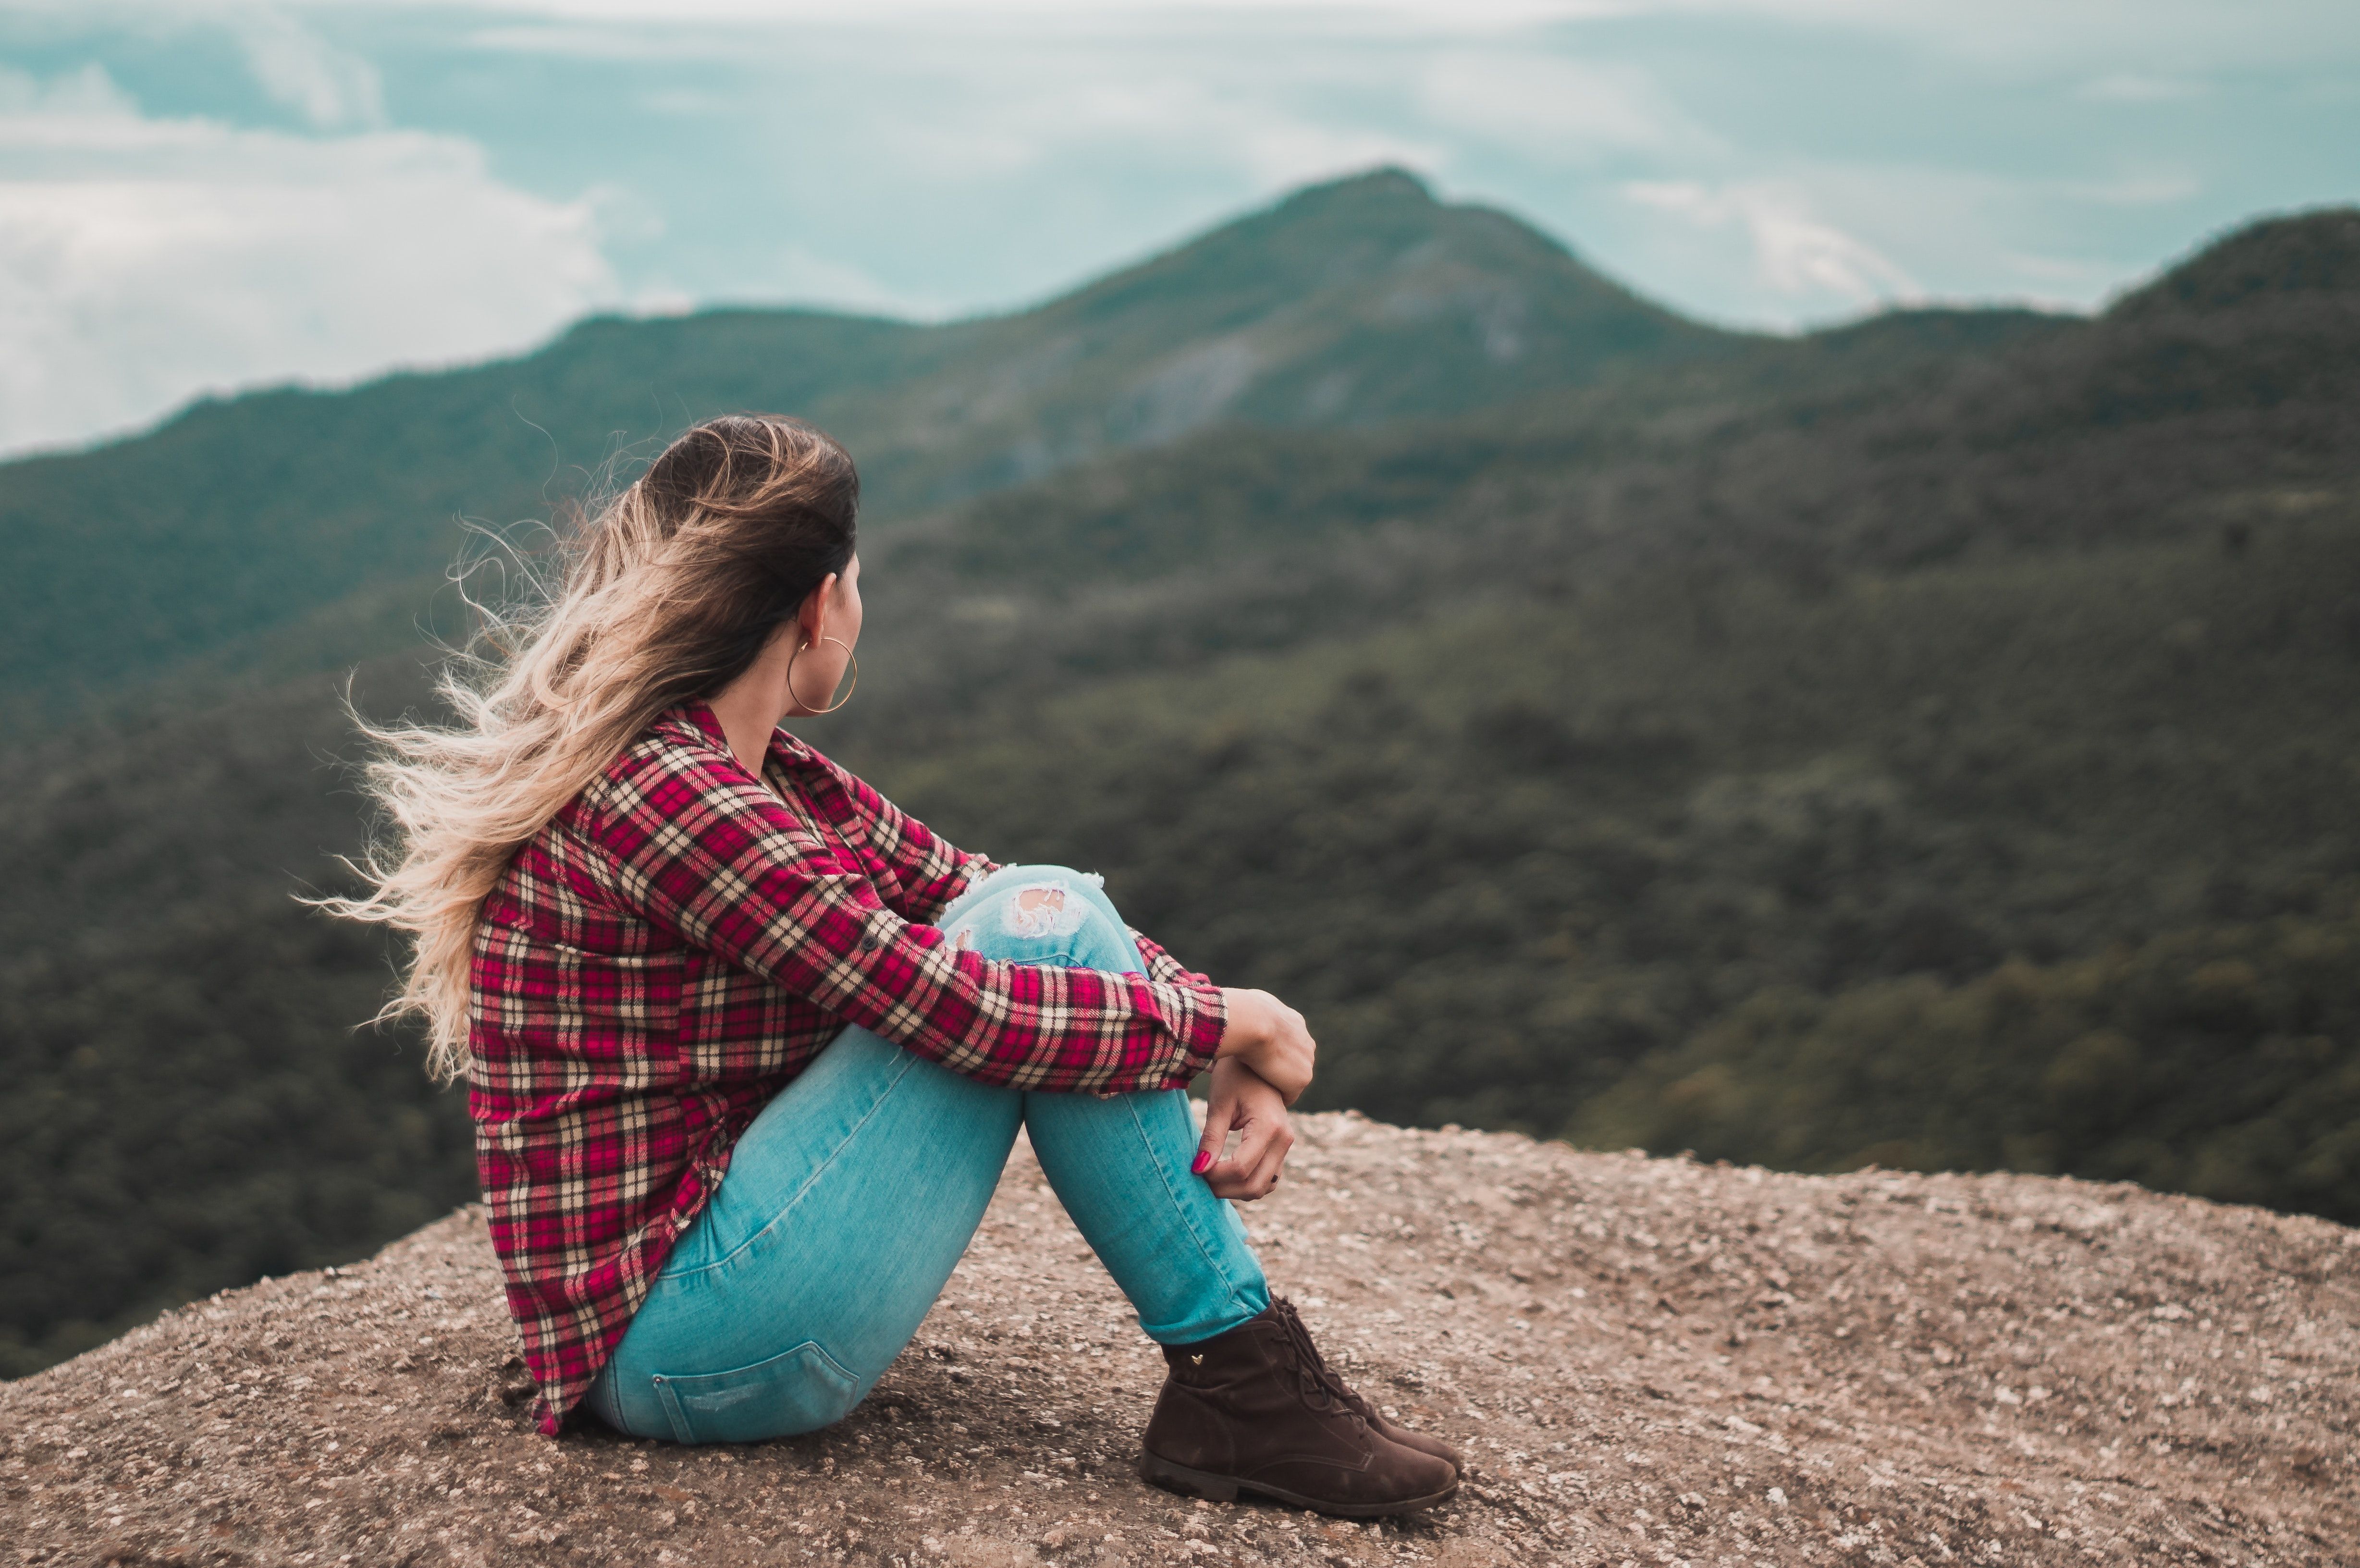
[4,0,2355,458]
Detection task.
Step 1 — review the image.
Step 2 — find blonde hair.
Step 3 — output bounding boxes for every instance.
[325,415,859,1081]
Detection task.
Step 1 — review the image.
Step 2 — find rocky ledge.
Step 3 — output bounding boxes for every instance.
[4,1112,2357,1567]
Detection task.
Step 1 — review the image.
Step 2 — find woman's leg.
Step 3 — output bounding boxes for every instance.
[955,870,1455,1518]
[947,869,1457,1519]
[589,864,1266,1442]
[587,1026,1026,1442]
[940,867,1270,1344]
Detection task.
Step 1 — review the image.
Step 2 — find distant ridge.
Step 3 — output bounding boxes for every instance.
[985,166,1732,430]
[2113,205,2360,318]
[8,178,2352,723]
[0,168,1727,719]
[1959,205,2360,448]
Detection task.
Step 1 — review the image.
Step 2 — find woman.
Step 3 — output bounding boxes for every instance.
[335,415,1458,1518]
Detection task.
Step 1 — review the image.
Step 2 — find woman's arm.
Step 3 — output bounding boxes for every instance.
[1211,987,1316,1104]
[801,749,996,924]
[804,745,1224,997]
[587,737,1224,1095]
[1128,927,1198,988]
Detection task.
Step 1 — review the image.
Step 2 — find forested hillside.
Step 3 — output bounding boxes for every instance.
[3,176,2356,1379]
[0,170,1724,726]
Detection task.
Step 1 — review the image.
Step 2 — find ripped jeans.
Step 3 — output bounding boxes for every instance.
[582,865,1271,1444]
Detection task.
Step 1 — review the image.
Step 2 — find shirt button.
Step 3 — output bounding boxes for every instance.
[860,934,882,952]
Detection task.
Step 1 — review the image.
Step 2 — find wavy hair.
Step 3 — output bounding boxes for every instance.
[324,414,859,1081]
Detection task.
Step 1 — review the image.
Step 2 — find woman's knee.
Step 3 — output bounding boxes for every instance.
[943,866,1138,969]
[959,864,1112,917]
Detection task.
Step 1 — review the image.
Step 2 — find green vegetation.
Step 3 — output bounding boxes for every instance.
[0,660,477,1377]
[2,176,2357,1377]
[856,509,2360,1211]
[0,171,1728,727]
[1571,911,2360,1217]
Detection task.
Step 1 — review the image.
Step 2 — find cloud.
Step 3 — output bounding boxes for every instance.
[0,64,617,457]
[1625,178,1920,307]
[810,40,1443,195]
[1170,100,1441,191]
[2077,73,2208,104]
[1998,249,2114,285]
[401,0,2360,53]
[412,0,1635,24]
[1414,51,1712,163]
[0,59,137,117]
[233,9,388,129]
[2066,172,2201,206]
[766,245,951,320]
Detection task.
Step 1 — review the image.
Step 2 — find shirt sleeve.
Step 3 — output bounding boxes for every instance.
[1129,926,1211,990]
[801,748,997,925]
[585,737,1225,1094]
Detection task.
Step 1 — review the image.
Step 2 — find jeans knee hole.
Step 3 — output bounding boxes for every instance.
[1002,884,1090,939]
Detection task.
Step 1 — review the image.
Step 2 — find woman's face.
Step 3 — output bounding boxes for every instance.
[829,551,864,650]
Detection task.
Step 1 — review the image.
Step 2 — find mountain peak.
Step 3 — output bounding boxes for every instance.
[1266,163,1438,212]
[2112,206,2360,319]
[1019,163,1726,439]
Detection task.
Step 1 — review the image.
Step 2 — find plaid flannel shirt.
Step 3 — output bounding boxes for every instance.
[467,702,1227,1433]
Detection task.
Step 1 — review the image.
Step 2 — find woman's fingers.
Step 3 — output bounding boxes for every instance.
[1199,1058,1296,1200]
[1192,1095,1237,1177]
[1206,1115,1283,1199]
[1207,1130,1294,1199]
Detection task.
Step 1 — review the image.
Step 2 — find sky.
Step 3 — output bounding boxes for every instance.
[1,0,2355,457]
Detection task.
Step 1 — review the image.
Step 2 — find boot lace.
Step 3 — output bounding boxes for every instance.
[1271,1298,1363,1418]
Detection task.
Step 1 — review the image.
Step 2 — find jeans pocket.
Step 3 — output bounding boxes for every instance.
[650,1340,862,1444]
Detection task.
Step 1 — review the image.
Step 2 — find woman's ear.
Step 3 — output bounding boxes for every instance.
[797,572,838,648]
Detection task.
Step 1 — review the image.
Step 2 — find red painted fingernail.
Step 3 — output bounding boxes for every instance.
[1191,1151,1213,1175]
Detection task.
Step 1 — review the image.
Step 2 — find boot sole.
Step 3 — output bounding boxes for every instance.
[1140,1449,1459,1519]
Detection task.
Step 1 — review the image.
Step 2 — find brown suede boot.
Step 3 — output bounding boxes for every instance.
[1263,1298,1463,1471]
[1141,1298,1459,1518]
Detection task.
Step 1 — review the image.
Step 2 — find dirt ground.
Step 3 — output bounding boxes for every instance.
[4,1111,2356,1567]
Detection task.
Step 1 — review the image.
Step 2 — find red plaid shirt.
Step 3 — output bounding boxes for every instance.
[467,702,1227,1433]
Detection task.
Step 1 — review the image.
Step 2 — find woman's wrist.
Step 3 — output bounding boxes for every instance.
[1211,986,1314,1105]
[1215,987,1261,1059]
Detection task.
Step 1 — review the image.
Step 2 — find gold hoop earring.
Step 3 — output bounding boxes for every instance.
[786,635,859,714]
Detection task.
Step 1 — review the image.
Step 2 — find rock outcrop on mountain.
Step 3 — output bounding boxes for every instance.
[5,1113,2355,1566]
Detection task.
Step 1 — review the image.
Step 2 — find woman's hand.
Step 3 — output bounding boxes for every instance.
[1214,987,1315,1104]
[1193,1057,1296,1201]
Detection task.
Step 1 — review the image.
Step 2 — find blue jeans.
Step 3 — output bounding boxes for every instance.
[583,865,1270,1444]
